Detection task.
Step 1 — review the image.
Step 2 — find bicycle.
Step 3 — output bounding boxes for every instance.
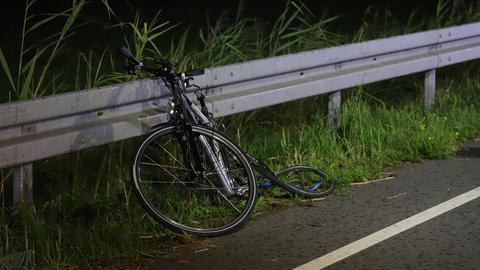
[121,47,335,236]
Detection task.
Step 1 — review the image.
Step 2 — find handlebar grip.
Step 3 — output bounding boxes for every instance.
[184,69,205,77]
[120,47,140,65]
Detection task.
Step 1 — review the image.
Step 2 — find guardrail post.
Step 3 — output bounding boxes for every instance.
[328,91,341,127]
[424,69,436,109]
[13,163,33,204]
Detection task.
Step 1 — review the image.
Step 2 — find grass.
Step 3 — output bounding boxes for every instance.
[235,77,480,182]
[1,0,480,268]
[2,78,480,268]
[0,0,88,101]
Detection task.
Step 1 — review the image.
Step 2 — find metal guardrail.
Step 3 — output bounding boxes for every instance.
[2,22,480,202]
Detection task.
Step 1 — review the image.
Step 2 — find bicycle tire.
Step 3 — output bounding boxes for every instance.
[274,165,335,198]
[131,125,257,236]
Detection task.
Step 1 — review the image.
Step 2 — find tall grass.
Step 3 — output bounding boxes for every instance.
[241,79,480,182]
[0,0,88,102]
[1,0,480,268]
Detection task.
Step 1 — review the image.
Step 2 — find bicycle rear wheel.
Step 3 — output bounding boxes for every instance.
[274,166,335,198]
[131,125,257,236]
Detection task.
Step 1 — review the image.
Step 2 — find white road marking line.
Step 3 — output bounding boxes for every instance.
[293,186,480,270]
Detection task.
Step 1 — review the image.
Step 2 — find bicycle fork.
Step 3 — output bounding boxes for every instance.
[197,135,236,195]
[184,99,238,196]
[177,125,236,196]
[170,90,239,196]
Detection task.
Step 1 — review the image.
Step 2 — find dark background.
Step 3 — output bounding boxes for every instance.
[1,0,440,45]
[1,0,440,23]
[0,0,443,96]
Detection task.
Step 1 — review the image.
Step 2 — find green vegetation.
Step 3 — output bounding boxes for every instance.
[241,80,480,181]
[1,0,480,268]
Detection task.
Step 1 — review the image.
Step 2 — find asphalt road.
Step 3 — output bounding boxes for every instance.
[140,140,480,270]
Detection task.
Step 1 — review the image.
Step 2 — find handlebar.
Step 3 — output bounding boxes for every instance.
[120,46,205,78]
[120,47,141,66]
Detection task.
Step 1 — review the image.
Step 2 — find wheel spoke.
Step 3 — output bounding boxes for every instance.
[203,167,245,176]
[140,162,190,171]
[205,178,241,213]
[140,181,196,184]
[143,154,186,185]
[153,140,185,168]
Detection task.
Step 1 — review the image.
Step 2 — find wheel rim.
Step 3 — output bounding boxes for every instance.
[276,166,334,196]
[133,126,256,234]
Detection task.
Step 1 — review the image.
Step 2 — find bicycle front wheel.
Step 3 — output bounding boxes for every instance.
[275,166,335,198]
[131,125,257,236]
